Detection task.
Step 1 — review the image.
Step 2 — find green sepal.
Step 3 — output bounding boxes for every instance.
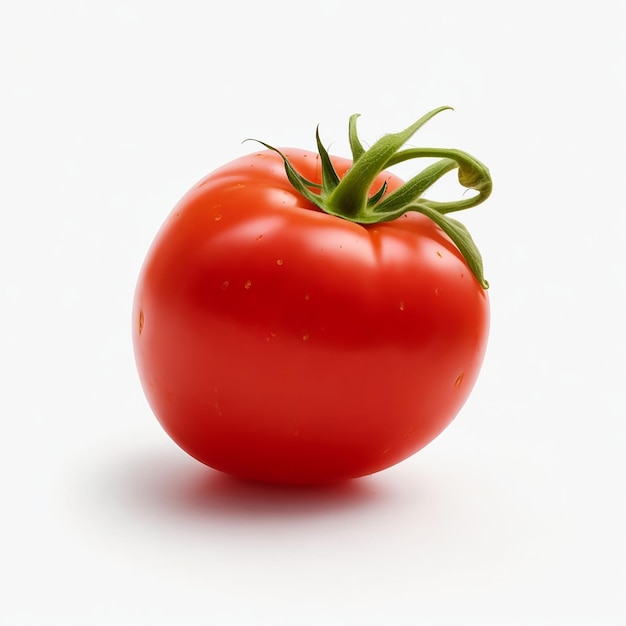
[315,126,341,195]
[367,181,388,207]
[372,159,458,216]
[348,114,366,161]
[411,203,489,289]
[386,147,492,214]
[244,139,324,208]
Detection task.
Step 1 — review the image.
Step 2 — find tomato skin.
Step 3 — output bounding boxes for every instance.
[133,148,489,484]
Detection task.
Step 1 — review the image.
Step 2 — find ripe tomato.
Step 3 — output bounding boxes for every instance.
[133,108,493,484]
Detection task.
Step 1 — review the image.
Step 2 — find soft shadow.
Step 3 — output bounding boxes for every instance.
[91,448,389,521]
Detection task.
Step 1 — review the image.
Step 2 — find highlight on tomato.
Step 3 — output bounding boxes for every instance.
[132,106,493,484]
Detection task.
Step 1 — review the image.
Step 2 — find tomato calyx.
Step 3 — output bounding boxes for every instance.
[247,106,493,288]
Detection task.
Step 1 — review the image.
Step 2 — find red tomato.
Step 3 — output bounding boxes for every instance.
[133,109,492,484]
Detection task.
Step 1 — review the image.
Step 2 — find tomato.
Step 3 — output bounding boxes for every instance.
[132,107,493,484]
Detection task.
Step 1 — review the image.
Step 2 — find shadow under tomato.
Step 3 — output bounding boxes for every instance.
[93,447,388,521]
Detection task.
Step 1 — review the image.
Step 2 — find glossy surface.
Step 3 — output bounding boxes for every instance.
[133,149,489,484]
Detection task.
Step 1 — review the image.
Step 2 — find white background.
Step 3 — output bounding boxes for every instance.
[1,1,624,624]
